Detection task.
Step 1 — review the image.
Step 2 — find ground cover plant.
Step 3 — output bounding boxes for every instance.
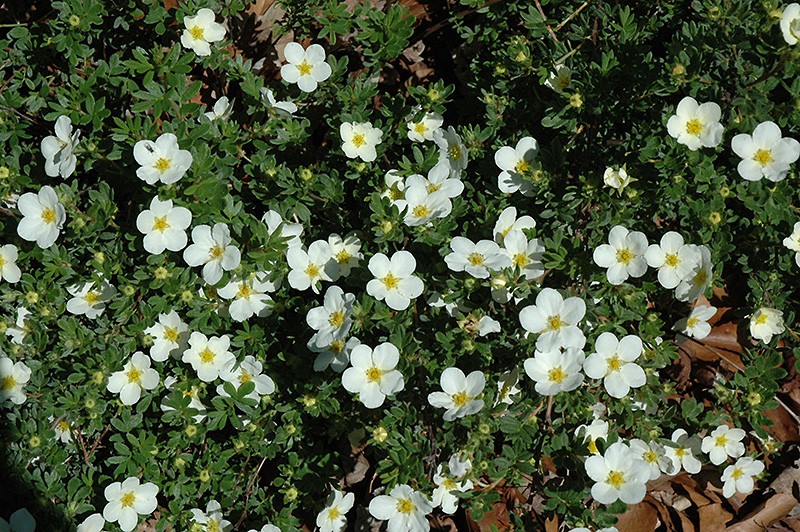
[2,0,800,530]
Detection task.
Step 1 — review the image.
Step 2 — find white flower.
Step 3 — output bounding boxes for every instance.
[0,244,21,283]
[524,348,585,396]
[575,418,609,455]
[731,121,800,182]
[260,88,298,117]
[77,513,105,532]
[160,375,206,423]
[183,223,241,285]
[433,126,468,176]
[702,425,746,465]
[41,115,80,177]
[593,225,648,285]
[382,169,406,207]
[432,463,473,514]
[307,285,355,349]
[217,273,274,322]
[311,336,360,373]
[495,136,539,196]
[107,352,159,406]
[136,196,192,255]
[16,186,66,248]
[673,305,716,340]
[396,182,451,227]
[477,315,501,337]
[781,3,800,45]
[316,490,354,532]
[66,280,116,319]
[721,457,764,498]
[180,8,226,57]
[544,64,571,94]
[6,307,31,345]
[645,232,701,289]
[341,342,405,408]
[519,288,586,352]
[411,166,464,199]
[287,240,334,294]
[749,307,785,343]
[218,355,276,401]
[0,358,31,405]
[783,221,800,267]
[427,367,485,421]
[366,251,424,311]
[603,165,635,194]
[202,96,231,121]
[0,509,35,532]
[182,332,235,382]
[52,416,73,444]
[583,332,646,399]
[666,96,724,150]
[190,500,232,532]
[407,112,443,142]
[496,368,521,405]
[102,477,159,532]
[327,233,362,280]
[249,527,280,532]
[493,206,535,245]
[585,442,649,505]
[629,439,670,480]
[445,237,511,279]
[262,209,303,248]
[144,310,189,362]
[675,244,712,302]
[133,133,193,185]
[502,230,545,280]
[664,429,702,475]
[368,484,432,532]
[281,42,332,92]
[340,121,383,162]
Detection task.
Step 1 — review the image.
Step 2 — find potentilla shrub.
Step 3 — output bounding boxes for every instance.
[1,0,799,530]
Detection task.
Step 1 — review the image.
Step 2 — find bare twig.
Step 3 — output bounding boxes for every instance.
[533,0,559,42]
[85,424,111,465]
[555,1,590,33]
[235,455,269,529]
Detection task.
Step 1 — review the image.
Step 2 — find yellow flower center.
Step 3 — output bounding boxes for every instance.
[607,355,622,372]
[606,470,625,489]
[715,435,728,447]
[154,157,171,173]
[616,248,634,264]
[548,366,566,383]
[240,371,253,384]
[0,257,4,268]
[328,310,345,328]
[153,216,170,232]
[382,273,399,290]
[755,313,768,325]
[685,118,703,135]
[120,491,136,508]
[730,467,743,480]
[664,253,679,267]
[396,498,415,514]
[754,149,773,166]
[207,520,220,532]
[452,391,469,407]
[414,122,428,135]
[41,208,56,224]
[190,25,205,40]
[330,340,345,353]
[389,187,403,200]
[588,439,598,454]
[351,133,366,148]
[467,252,485,266]
[297,60,312,76]
[237,283,252,299]
[305,264,320,278]
[210,245,224,260]
[411,205,430,219]
[164,327,180,342]
[515,159,530,173]
[199,348,215,364]
[693,269,708,286]
[1,375,16,390]
[442,478,457,489]
[426,183,442,193]
[448,145,462,160]
[126,368,142,383]
[327,507,341,520]
[674,447,686,458]
[513,253,528,267]
[643,450,658,463]
[547,315,563,331]
[335,250,351,264]
[366,366,383,382]
[686,316,699,328]
[57,420,70,432]
[84,291,100,304]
